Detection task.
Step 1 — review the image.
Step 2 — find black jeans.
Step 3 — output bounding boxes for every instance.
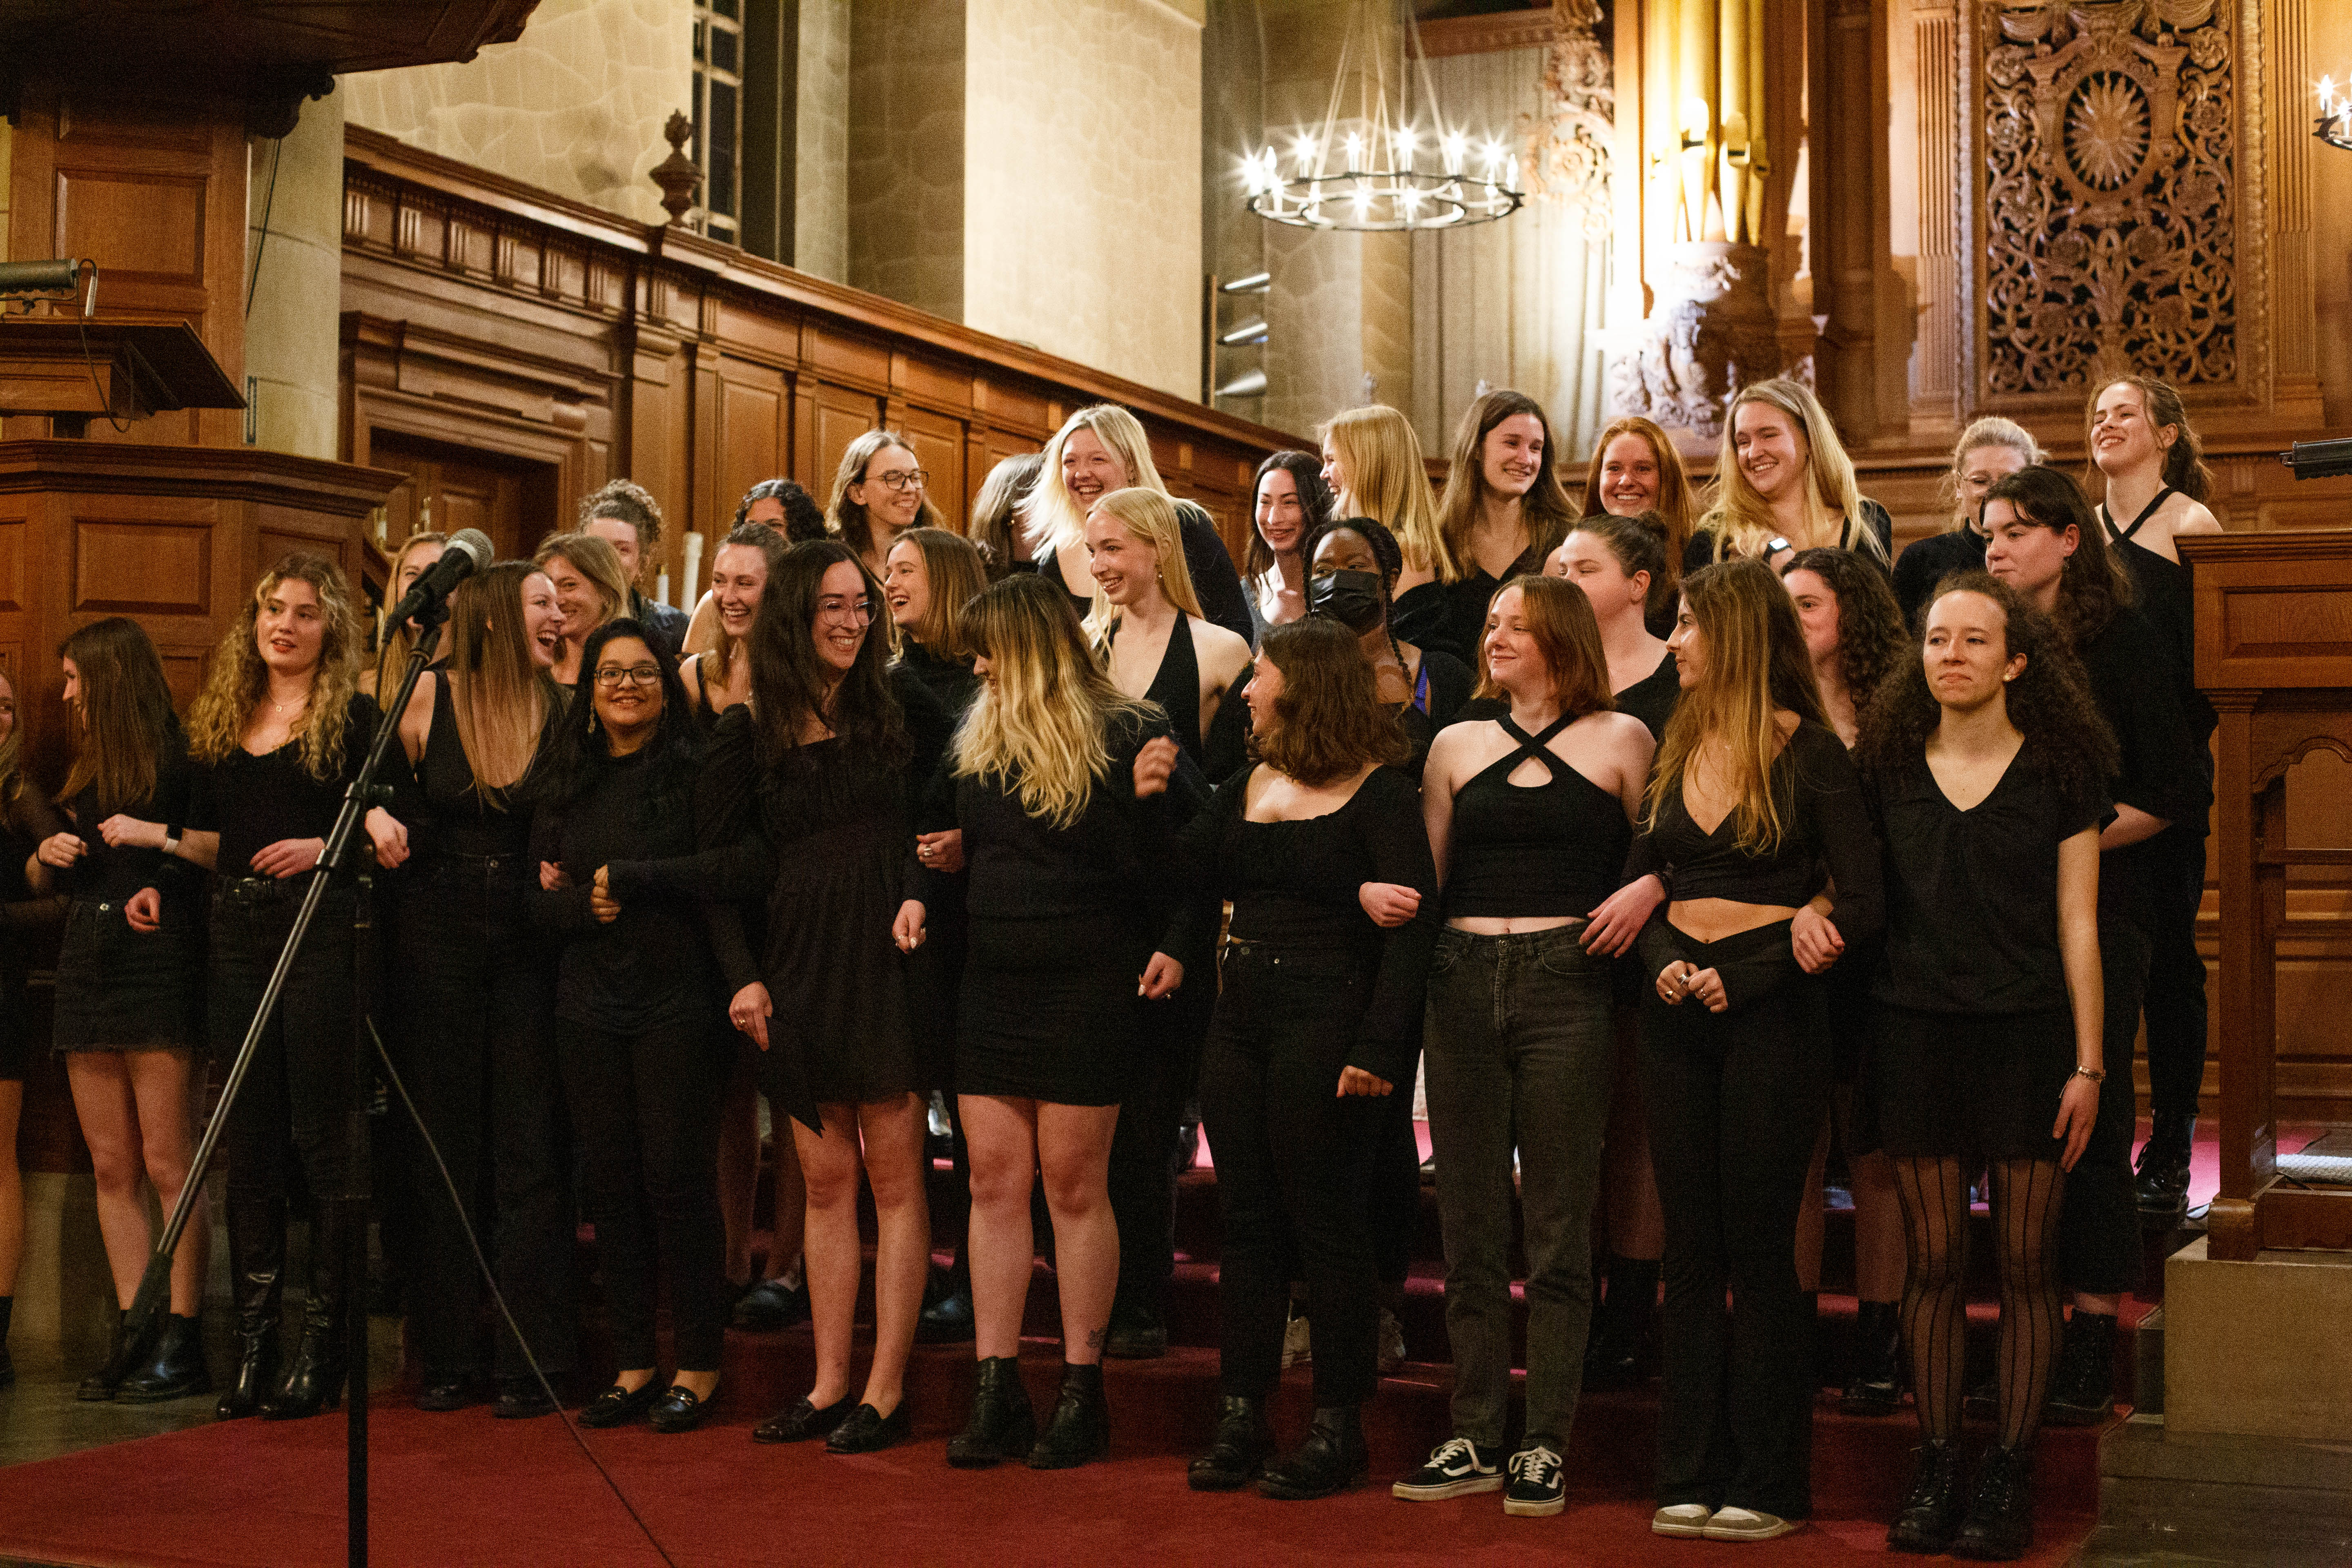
[2140,825,2210,1123]
[1109,971,1212,1317]
[211,882,356,1240]
[1198,941,1383,1408]
[396,859,575,1383]
[2058,907,2152,1295]
[1639,920,1825,1521]
[557,1016,731,1371]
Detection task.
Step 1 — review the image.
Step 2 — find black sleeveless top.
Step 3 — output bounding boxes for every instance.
[1444,713,1631,918]
[2100,487,2215,747]
[418,675,544,862]
[1113,616,1205,764]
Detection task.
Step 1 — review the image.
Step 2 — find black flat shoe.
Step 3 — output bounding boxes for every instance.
[414,1378,475,1412]
[494,1381,561,1419]
[1188,1395,1274,1491]
[649,1384,712,1434]
[826,1401,911,1454]
[915,1288,976,1345]
[578,1381,664,1429]
[752,1392,855,1443]
[1840,1300,1904,1418]
[731,1278,811,1332]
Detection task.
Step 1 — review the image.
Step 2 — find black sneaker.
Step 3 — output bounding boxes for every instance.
[1392,1436,1503,1500]
[1503,1440,1566,1517]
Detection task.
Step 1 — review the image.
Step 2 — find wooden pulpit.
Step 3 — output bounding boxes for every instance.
[2180,531,2352,1260]
[0,319,245,437]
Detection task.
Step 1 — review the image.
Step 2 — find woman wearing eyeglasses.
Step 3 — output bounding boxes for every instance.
[829,430,944,579]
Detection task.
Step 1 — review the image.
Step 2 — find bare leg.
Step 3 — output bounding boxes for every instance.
[795,1107,867,1408]
[1851,1148,1907,1304]
[854,1094,931,1415]
[67,1054,149,1307]
[127,1049,207,1316]
[959,1094,1039,1362]
[768,1118,806,1285]
[1036,1102,1121,1366]
[716,1052,757,1286]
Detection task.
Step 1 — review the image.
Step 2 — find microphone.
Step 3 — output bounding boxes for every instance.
[386,528,494,626]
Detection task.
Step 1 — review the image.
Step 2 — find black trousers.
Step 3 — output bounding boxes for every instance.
[396,860,576,1383]
[1109,970,1212,1315]
[1370,1076,1420,1287]
[212,884,356,1238]
[2057,909,2152,1295]
[557,1016,731,1371]
[1638,922,1826,1521]
[1198,943,1382,1408]
[2140,826,2210,1122]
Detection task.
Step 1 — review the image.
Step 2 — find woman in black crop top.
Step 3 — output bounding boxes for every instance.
[379,561,575,1416]
[1629,557,1884,1539]
[1398,577,1652,1515]
[29,618,211,1404]
[182,556,401,1422]
[1858,576,2110,1559]
[1168,618,1435,1500]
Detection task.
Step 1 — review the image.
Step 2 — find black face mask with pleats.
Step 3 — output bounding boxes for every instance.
[1307,569,1385,634]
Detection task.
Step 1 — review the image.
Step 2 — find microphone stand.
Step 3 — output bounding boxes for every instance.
[125,599,448,1568]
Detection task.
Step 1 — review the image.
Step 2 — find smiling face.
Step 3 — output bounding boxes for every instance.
[883,538,931,630]
[1956,443,2030,531]
[1666,597,1706,688]
[590,635,663,743]
[519,571,562,669]
[1782,568,1842,668]
[1733,399,1810,504]
[811,559,872,677]
[394,541,445,607]
[1922,590,2023,712]
[1319,436,1350,501]
[1060,428,1128,513]
[1981,499,2075,602]
[1244,648,1284,735]
[542,553,603,639]
[256,577,327,678]
[1480,412,1546,501]
[1597,432,1663,516]
[1481,585,1552,697]
[1255,466,1307,558]
[583,516,642,582]
[1084,508,1158,608]
[849,443,926,535]
[710,542,770,644]
[1549,530,1647,624]
[2090,381,2171,476]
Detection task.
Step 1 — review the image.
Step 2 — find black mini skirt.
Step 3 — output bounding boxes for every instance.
[1871,1004,2074,1163]
[51,897,204,1052]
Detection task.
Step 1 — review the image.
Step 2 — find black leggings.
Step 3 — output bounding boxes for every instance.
[557,1017,731,1372]
[2140,826,2209,1122]
[1891,1156,2065,1449]
[2057,909,2150,1295]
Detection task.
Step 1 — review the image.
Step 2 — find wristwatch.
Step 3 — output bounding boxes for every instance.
[2072,1064,2106,1082]
[162,830,181,857]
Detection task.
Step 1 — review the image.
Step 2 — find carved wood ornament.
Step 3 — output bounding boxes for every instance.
[1521,0,1614,239]
[1980,0,2236,397]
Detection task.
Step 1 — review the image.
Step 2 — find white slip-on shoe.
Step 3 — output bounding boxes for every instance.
[1651,1503,1714,1538]
[1702,1506,1802,1541]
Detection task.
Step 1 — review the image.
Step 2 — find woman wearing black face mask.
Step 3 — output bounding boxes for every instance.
[1308,519,1474,778]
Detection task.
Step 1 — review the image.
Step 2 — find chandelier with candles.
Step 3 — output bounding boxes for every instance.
[2321,76,2352,153]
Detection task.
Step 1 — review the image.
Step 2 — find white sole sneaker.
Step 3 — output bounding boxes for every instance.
[1702,1507,1801,1541]
[1392,1474,1504,1501]
[1652,1503,1713,1538]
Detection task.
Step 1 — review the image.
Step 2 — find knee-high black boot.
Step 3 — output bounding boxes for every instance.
[264,1203,351,1420]
[218,1192,287,1419]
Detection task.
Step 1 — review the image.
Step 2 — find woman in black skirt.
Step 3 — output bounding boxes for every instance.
[381,561,575,1416]
[944,573,1204,1471]
[31,618,212,1403]
[0,668,69,1388]
[1859,573,2111,1559]
[183,557,401,1420]
[1176,617,1437,1501]
[709,541,948,1454]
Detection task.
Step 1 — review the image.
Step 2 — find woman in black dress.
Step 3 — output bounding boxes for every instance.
[1859,572,2111,1559]
[1176,617,1437,1501]
[530,620,727,1433]
[1420,390,1580,664]
[711,542,947,1454]
[184,557,401,1420]
[0,668,68,1390]
[944,573,1203,1471]
[33,618,211,1403]
[884,526,989,715]
[381,561,574,1416]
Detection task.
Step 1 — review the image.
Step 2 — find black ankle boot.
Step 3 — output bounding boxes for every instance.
[2134,1111,2196,1224]
[1583,1255,1659,1390]
[118,1313,212,1403]
[217,1192,287,1420]
[2042,1309,2117,1426]
[1841,1299,1904,1417]
[1026,1362,1109,1470]
[1258,1405,1369,1500]
[947,1356,1036,1468]
[1886,1437,1968,1552]
[264,1208,350,1421]
[77,1310,155,1402]
[1188,1394,1275,1491]
[1952,1443,2035,1560]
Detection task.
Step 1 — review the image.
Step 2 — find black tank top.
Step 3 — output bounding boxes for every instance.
[691,652,729,732]
[2100,487,2214,745]
[1113,616,1205,764]
[420,675,538,860]
[1444,713,1630,918]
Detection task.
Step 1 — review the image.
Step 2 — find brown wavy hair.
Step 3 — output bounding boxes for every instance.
[1579,416,1701,595]
[1781,547,1910,708]
[1469,574,1615,718]
[2087,375,2213,505]
[1984,465,2133,646]
[58,617,179,815]
[1564,512,1673,625]
[1251,616,1410,787]
[187,554,366,780]
[1434,390,1578,586]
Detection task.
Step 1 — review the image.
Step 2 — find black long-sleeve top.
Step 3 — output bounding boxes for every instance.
[53,722,204,907]
[188,695,383,882]
[527,746,715,1032]
[2,780,69,935]
[896,642,981,721]
[2077,604,2211,924]
[1892,527,1988,629]
[1168,764,1438,1084]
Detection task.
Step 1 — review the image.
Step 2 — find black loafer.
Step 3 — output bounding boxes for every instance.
[414,1378,474,1412]
[578,1381,664,1429]
[752,1392,855,1443]
[494,1381,561,1420]
[826,1401,911,1454]
[649,1385,711,1434]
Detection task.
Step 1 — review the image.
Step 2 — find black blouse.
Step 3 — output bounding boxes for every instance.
[1170,764,1437,1083]
[1868,742,2108,1014]
[1615,650,1681,743]
[1892,528,1989,630]
[54,722,202,907]
[188,695,381,882]
[2077,604,2211,923]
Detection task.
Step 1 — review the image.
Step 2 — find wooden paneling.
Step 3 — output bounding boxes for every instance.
[809,385,885,497]
[0,519,24,614]
[72,516,211,617]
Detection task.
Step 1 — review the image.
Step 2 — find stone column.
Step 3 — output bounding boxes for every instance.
[245,90,345,460]
[846,0,964,319]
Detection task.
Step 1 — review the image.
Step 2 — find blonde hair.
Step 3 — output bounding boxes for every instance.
[447,562,557,799]
[1579,416,1702,588]
[1433,390,1578,586]
[1029,405,1169,556]
[372,531,448,695]
[187,555,367,781]
[1320,405,1447,578]
[828,429,944,564]
[952,575,1158,828]
[1697,378,1884,564]
[534,531,631,632]
[1940,416,2043,531]
[1084,487,1204,646]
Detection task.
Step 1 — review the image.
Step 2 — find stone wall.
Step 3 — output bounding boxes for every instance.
[846,0,964,319]
[793,0,851,283]
[245,92,347,460]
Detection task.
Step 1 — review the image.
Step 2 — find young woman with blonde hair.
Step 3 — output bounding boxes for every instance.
[365,531,449,698]
[1089,488,1253,769]
[1319,405,1452,656]
[1892,417,2042,628]
[1578,417,1703,636]
[1023,404,1252,645]
[1630,556,1883,1541]
[942,573,1204,1471]
[1420,391,1581,664]
[535,531,633,693]
[1690,379,1891,577]
[829,429,944,578]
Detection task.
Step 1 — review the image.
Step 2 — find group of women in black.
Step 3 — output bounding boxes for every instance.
[0,375,2216,1560]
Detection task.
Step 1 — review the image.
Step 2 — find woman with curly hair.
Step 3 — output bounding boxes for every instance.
[1578,417,1704,637]
[1858,572,2113,1559]
[185,554,403,1420]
